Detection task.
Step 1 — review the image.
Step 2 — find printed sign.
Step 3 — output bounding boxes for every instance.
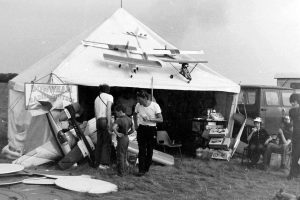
[25,83,78,110]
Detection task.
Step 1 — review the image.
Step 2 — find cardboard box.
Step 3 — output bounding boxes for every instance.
[211,149,232,161]
[209,137,231,150]
[209,128,228,138]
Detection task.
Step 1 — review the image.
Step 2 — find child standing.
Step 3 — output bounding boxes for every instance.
[112,104,135,176]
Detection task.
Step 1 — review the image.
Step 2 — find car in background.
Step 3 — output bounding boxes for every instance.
[234,85,294,142]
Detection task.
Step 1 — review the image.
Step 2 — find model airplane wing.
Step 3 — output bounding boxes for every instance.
[147,49,205,56]
[82,40,137,51]
[103,53,162,68]
[159,58,208,64]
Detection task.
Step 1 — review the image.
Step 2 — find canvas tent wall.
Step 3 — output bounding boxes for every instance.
[3,8,240,159]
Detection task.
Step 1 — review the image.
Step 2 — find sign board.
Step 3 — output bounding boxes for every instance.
[25,83,78,110]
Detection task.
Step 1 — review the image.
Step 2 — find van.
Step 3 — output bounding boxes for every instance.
[234,85,293,141]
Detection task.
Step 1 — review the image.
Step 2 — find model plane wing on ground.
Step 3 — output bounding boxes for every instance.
[103,53,162,68]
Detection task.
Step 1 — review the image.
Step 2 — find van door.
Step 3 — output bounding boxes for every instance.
[237,88,259,119]
[260,89,282,134]
[281,89,293,116]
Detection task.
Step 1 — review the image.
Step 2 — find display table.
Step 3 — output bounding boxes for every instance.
[192,118,227,134]
[191,117,227,149]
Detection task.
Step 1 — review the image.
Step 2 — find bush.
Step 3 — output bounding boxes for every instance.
[0,73,18,83]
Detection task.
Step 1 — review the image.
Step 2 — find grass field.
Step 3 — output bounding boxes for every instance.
[0,83,300,199]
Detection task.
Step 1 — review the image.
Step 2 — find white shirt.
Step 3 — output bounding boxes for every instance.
[94,93,113,119]
[135,101,161,126]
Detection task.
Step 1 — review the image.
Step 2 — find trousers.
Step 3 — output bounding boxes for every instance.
[116,135,129,175]
[95,118,111,166]
[137,125,156,173]
[289,134,300,177]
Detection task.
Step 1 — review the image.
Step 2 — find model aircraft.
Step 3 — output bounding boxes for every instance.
[82,40,161,77]
[169,62,207,83]
[81,29,206,79]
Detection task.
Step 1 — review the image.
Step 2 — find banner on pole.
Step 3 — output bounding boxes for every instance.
[25,83,78,110]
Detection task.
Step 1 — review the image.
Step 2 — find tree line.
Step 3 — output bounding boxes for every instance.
[0,73,18,83]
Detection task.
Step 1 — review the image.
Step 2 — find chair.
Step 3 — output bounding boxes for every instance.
[271,143,292,168]
[156,130,182,161]
[241,146,250,165]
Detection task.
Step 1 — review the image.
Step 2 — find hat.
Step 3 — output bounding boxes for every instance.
[254,117,262,123]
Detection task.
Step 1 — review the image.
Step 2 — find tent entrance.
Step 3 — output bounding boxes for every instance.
[78,86,236,155]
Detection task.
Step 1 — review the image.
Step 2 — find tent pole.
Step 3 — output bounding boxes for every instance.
[151,76,153,101]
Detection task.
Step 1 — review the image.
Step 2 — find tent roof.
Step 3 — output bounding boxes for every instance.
[11,8,240,94]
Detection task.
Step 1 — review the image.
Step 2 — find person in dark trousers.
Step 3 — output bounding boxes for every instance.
[133,90,163,176]
[112,104,135,176]
[263,115,292,169]
[247,117,270,166]
[94,84,113,169]
[288,93,300,180]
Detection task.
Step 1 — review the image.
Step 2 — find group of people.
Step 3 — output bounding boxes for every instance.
[94,84,163,177]
[247,93,300,180]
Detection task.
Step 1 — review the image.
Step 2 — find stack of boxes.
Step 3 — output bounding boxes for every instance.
[206,120,232,161]
[208,124,230,150]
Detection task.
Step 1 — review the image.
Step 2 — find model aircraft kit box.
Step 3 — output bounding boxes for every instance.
[211,149,232,161]
[209,138,231,150]
[208,128,228,138]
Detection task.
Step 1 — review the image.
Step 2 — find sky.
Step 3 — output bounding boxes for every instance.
[0,0,300,85]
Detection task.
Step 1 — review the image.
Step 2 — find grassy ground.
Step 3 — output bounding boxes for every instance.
[1,83,300,199]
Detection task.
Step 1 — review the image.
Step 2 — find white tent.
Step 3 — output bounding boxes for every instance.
[3,8,240,159]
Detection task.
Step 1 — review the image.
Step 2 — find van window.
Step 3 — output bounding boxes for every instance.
[282,91,293,106]
[238,89,256,105]
[290,83,300,89]
[265,91,279,106]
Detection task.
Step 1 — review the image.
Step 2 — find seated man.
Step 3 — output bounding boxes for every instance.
[263,115,293,169]
[179,63,192,81]
[247,117,270,166]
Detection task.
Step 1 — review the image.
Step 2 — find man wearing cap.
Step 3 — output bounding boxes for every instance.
[247,117,270,166]
[263,115,292,170]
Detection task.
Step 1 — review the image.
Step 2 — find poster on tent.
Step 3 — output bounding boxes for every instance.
[24,83,78,110]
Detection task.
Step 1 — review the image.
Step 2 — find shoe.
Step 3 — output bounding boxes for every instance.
[136,171,146,177]
[287,174,296,180]
[99,164,110,170]
[280,164,288,169]
[261,165,268,171]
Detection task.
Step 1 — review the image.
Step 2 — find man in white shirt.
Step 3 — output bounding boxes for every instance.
[94,84,114,169]
[134,90,163,176]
